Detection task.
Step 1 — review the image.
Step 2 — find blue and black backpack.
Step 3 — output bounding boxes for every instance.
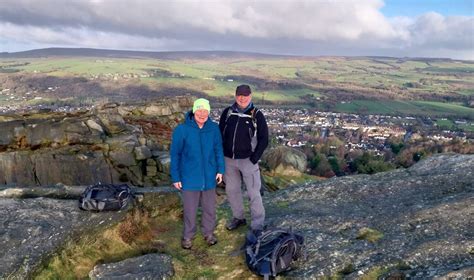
[79,184,133,212]
[244,228,305,279]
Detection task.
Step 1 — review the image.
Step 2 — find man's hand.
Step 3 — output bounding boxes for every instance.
[216,173,223,184]
[173,182,182,190]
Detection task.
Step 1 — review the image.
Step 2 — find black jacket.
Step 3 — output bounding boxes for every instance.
[219,103,269,164]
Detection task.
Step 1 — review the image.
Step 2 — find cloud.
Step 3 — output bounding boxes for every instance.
[0,0,472,59]
[0,23,182,51]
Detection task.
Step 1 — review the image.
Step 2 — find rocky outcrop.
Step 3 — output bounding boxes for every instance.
[1,153,472,279]
[0,97,192,187]
[89,253,174,279]
[0,196,127,279]
[262,146,307,176]
[259,146,310,191]
[264,153,474,279]
[0,187,179,279]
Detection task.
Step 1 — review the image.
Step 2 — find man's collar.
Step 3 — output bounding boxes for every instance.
[232,102,253,113]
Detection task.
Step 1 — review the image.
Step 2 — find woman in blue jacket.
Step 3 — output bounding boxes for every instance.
[170,98,225,249]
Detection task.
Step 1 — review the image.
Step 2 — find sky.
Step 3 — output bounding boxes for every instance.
[0,0,473,60]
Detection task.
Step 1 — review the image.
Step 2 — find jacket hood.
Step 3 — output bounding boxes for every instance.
[184,111,213,131]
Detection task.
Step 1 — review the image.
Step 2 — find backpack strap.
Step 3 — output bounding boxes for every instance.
[224,106,232,123]
[117,185,134,209]
[225,106,259,137]
[251,108,259,137]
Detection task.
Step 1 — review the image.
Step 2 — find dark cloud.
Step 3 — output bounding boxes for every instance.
[0,0,472,59]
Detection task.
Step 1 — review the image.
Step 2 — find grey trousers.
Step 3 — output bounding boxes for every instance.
[224,157,265,230]
[182,189,216,240]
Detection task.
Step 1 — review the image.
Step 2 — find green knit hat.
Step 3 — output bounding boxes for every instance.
[193,98,210,113]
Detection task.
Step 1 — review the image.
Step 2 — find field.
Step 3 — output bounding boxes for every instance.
[1,52,473,118]
[335,100,474,118]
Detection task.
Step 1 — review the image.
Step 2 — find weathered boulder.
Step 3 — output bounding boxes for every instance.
[263,153,474,279]
[262,146,307,176]
[97,109,128,135]
[0,196,128,279]
[134,145,152,161]
[155,151,171,174]
[0,116,104,150]
[107,134,139,168]
[0,146,118,186]
[86,119,105,133]
[0,100,189,187]
[32,146,119,185]
[0,151,35,185]
[143,104,172,116]
[89,253,174,280]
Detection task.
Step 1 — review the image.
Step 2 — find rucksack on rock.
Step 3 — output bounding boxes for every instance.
[79,184,133,212]
[245,228,304,279]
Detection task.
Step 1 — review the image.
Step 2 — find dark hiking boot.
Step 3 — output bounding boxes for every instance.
[181,238,192,249]
[226,218,247,230]
[204,234,218,246]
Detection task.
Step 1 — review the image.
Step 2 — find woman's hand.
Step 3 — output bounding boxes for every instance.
[173,182,182,190]
[216,173,223,184]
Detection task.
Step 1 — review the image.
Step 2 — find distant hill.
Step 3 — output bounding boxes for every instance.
[0,47,291,60]
[3,47,470,63]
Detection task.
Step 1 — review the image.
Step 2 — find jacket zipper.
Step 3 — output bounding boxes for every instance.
[199,130,205,190]
[232,115,239,159]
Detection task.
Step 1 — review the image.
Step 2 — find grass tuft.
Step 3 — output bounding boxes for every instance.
[356,227,384,243]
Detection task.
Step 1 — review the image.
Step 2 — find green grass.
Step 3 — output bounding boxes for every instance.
[16,58,151,76]
[459,88,474,96]
[459,123,474,132]
[335,100,474,118]
[0,95,10,102]
[356,227,384,243]
[260,88,319,102]
[421,66,474,74]
[35,202,258,280]
[436,119,455,130]
[204,80,243,97]
[413,101,474,117]
[2,56,473,118]
[360,266,389,280]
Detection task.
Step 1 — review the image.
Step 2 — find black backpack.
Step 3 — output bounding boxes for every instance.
[79,184,133,211]
[245,228,304,279]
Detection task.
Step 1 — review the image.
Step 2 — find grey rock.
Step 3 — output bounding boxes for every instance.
[0,120,23,147]
[262,146,307,176]
[0,147,119,186]
[0,101,186,187]
[143,105,172,116]
[0,151,35,185]
[146,165,158,177]
[0,117,103,149]
[134,146,152,161]
[138,136,147,146]
[106,134,139,153]
[109,150,137,167]
[156,153,170,174]
[262,153,474,279]
[169,102,181,113]
[97,111,128,135]
[89,253,174,280]
[0,197,127,279]
[86,119,105,133]
[0,184,86,199]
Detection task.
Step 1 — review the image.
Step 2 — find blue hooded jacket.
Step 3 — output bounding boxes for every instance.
[170,111,225,191]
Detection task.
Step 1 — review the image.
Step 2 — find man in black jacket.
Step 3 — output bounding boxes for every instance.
[219,84,269,234]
